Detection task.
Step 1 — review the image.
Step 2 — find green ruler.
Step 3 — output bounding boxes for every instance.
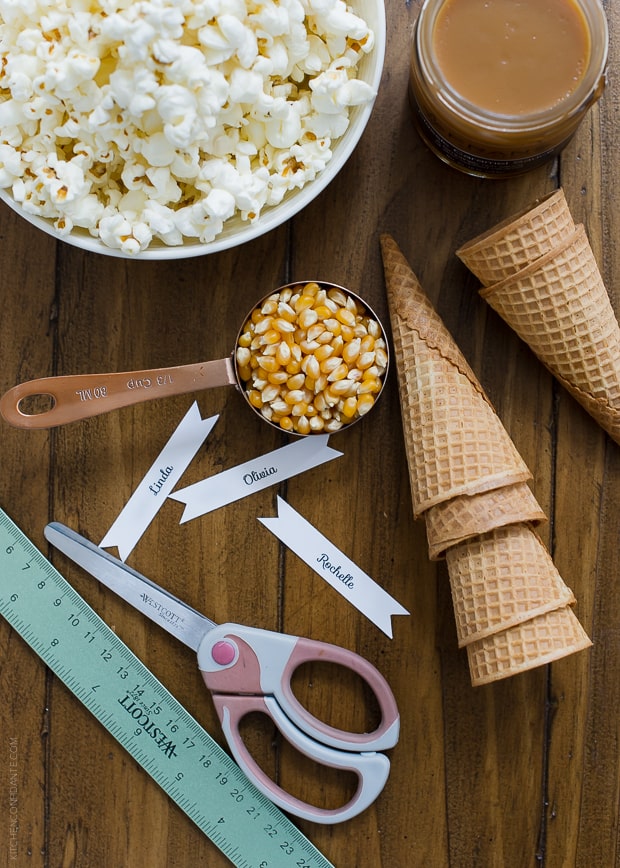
[0,507,334,868]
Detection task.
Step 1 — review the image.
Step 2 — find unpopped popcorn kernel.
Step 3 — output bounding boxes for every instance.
[0,0,376,253]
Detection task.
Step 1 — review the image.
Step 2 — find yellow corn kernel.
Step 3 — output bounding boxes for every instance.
[312,304,331,320]
[301,281,320,297]
[357,394,375,415]
[237,364,252,381]
[294,294,315,313]
[300,339,321,354]
[296,415,311,435]
[325,417,344,432]
[274,317,296,334]
[322,388,339,407]
[360,334,375,353]
[260,329,281,346]
[275,341,291,366]
[326,363,349,382]
[331,335,344,356]
[339,324,354,343]
[342,396,358,418]
[268,371,289,385]
[375,347,388,369]
[314,392,328,412]
[271,399,291,415]
[277,301,296,322]
[336,307,356,327]
[238,331,252,348]
[368,319,382,338]
[248,389,263,409]
[359,375,382,394]
[236,346,251,367]
[261,405,274,420]
[254,316,273,334]
[342,337,361,365]
[320,355,343,374]
[306,322,324,342]
[309,415,325,431]
[257,355,280,373]
[327,288,348,307]
[299,307,319,329]
[305,403,318,416]
[314,374,328,393]
[302,354,321,379]
[261,384,280,403]
[347,367,363,383]
[261,298,278,315]
[287,372,306,390]
[290,342,302,362]
[251,308,264,324]
[345,295,359,314]
[323,317,341,335]
[285,360,301,374]
[329,378,356,396]
[291,401,309,417]
[358,351,376,370]
[279,415,294,431]
[284,389,306,405]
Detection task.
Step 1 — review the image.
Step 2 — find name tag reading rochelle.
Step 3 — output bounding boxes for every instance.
[170,435,342,523]
[259,497,409,638]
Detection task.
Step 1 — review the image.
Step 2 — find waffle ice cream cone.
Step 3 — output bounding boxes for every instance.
[380,234,531,516]
[445,524,575,648]
[455,189,575,286]
[480,224,620,445]
[425,482,546,560]
[466,604,592,687]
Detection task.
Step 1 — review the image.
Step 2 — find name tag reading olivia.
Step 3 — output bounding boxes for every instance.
[170,435,342,523]
[259,497,409,638]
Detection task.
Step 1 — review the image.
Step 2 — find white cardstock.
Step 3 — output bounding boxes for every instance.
[169,434,342,523]
[259,496,409,638]
[100,403,219,560]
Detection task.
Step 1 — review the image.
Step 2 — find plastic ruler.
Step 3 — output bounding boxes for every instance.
[0,507,334,868]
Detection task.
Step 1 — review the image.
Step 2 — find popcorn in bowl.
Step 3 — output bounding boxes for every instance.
[0,0,379,256]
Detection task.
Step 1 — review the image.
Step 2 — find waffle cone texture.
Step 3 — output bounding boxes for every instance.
[455,189,575,287]
[380,233,531,517]
[458,193,620,445]
[381,234,591,686]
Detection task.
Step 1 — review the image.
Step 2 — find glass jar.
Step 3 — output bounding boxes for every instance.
[409,0,609,178]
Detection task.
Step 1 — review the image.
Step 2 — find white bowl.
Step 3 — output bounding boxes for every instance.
[0,0,385,260]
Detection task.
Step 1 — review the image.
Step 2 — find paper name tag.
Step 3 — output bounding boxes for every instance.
[259,497,409,638]
[100,403,218,560]
[169,435,342,523]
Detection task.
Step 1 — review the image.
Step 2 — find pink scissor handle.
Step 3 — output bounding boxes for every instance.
[197,624,400,753]
[210,693,391,824]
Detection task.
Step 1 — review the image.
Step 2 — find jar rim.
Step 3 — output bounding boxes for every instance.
[415,0,609,133]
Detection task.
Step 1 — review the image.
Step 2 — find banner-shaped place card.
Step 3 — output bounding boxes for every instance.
[170,435,342,523]
[259,497,409,638]
[100,403,218,560]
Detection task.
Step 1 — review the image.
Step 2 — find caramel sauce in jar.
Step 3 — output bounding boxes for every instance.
[409,0,608,177]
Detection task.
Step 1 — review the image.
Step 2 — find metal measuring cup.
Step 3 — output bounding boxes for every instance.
[0,281,389,433]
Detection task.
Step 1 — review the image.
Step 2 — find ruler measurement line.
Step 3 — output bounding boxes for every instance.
[0,508,334,868]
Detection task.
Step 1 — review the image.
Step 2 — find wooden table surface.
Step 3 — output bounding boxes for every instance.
[2,2,619,866]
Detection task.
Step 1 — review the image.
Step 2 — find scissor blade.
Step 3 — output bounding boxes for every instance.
[44,522,215,652]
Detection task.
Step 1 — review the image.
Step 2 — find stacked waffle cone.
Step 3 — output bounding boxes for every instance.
[381,234,591,687]
[456,189,620,445]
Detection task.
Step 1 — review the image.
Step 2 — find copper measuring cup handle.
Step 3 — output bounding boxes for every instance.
[0,358,236,429]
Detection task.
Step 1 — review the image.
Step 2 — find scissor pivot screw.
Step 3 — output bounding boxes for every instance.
[211,640,237,666]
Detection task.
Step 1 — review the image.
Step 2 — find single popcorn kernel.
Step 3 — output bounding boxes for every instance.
[236,282,388,434]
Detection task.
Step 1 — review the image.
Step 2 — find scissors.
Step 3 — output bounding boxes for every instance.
[43,522,400,824]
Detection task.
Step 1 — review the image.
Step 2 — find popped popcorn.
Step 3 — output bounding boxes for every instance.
[0,0,376,254]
